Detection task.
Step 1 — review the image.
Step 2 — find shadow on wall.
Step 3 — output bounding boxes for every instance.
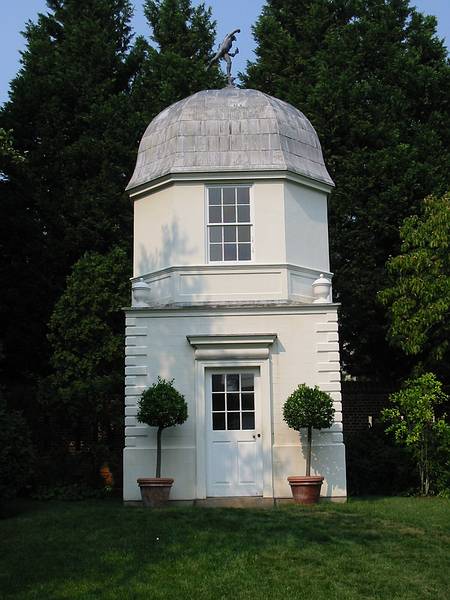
[129,222,209,483]
[301,429,346,498]
[137,217,199,276]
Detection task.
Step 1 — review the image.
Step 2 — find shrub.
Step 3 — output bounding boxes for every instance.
[31,483,112,501]
[137,378,188,477]
[381,373,450,495]
[345,424,416,496]
[39,246,130,491]
[0,396,35,500]
[283,384,334,476]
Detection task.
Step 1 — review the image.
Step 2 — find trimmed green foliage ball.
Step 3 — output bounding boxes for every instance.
[283,384,334,432]
[137,377,188,430]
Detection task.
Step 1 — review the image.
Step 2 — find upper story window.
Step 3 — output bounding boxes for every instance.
[207,185,252,262]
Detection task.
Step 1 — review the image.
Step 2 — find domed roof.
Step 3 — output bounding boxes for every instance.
[126,87,333,191]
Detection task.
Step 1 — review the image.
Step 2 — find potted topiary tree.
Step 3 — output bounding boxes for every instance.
[136,377,188,507]
[283,384,335,504]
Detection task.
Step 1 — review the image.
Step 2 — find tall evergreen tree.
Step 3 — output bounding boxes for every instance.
[2,0,139,259]
[1,0,224,486]
[46,0,222,480]
[131,0,225,128]
[0,0,223,391]
[244,0,450,379]
[0,1,140,395]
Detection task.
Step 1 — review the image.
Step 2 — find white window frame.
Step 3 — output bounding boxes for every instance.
[209,371,257,432]
[205,184,254,264]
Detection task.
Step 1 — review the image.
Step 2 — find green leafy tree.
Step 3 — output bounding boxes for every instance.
[380,193,450,378]
[137,378,188,477]
[283,384,334,476]
[244,0,450,379]
[381,373,450,495]
[40,246,130,482]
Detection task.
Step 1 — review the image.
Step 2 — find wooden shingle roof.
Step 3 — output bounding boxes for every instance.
[127,87,333,191]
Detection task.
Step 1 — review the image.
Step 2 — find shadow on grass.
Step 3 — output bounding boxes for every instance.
[1,499,449,600]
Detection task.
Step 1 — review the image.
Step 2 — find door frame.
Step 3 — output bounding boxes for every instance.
[206,367,263,497]
[193,356,274,499]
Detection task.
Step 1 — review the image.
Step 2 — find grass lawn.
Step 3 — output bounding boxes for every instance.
[0,497,449,599]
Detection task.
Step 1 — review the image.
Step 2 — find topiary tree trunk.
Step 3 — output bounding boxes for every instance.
[156,426,163,478]
[306,426,312,477]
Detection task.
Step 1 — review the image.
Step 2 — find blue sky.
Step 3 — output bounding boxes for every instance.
[1,0,449,106]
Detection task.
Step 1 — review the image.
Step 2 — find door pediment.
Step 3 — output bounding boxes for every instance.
[187,333,277,361]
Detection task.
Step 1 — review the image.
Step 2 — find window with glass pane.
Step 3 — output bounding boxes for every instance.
[211,373,255,430]
[208,186,252,262]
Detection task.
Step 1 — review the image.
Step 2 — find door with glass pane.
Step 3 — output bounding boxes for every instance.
[206,370,263,497]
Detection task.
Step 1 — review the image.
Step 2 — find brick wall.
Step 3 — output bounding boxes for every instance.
[341,382,395,437]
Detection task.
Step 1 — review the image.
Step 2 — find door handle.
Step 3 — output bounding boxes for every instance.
[252,433,261,439]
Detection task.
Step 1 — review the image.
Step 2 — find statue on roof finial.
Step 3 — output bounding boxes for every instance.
[207,29,240,86]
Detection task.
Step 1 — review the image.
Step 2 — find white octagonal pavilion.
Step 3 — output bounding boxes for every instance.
[124,87,347,503]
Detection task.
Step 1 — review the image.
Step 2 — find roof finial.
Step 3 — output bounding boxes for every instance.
[207,28,241,87]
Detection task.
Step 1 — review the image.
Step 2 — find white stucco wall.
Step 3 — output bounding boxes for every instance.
[123,305,346,502]
[132,178,332,304]
[133,179,328,278]
[252,180,285,264]
[284,180,330,271]
[134,180,288,277]
[134,182,205,276]
[128,174,343,503]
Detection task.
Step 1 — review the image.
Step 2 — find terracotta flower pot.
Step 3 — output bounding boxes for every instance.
[288,475,324,505]
[137,478,174,507]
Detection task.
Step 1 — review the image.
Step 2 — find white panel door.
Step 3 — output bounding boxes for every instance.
[206,370,263,497]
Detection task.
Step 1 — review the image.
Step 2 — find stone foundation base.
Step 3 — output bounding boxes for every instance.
[123,495,347,508]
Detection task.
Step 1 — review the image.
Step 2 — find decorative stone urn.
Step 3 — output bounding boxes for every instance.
[132,278,151,307]
[312,274,331,303]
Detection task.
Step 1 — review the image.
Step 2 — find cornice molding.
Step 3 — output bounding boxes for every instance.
[127,169,333,200]
[124,303,340,317]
